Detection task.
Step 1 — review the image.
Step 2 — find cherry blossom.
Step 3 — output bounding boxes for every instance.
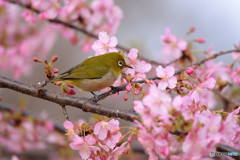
[230,66,240,86]
[0,5,56,79]
[156,65,177,90]
[70,134,99,159]
[63,120,75,137]
[126,48,152,78]
[161,28,187,58]
[94,119,120,140]
[188,74,216,103]
[92,31,118,55]
[18,0,123,52]
[107,142,127,160]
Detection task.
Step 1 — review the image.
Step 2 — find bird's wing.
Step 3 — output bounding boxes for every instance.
[60,63,109,80]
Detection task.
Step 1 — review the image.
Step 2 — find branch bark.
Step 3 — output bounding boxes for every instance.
[94,49,240,102]
[1,104,240,160]
[0,76,138,122]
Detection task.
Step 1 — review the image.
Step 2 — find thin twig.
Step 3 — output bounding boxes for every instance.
[61,105,69,120]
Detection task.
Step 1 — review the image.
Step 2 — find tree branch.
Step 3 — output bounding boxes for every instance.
[0,76,138,122]
[94,49,240,102]
[1,104,240,160]
[4,0,163,66]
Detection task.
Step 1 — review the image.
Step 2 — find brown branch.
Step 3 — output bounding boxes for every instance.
[1,103,240,159]
[94,49,240,102]
[0,76,139,122]
[216,144,240,160]
[4,0,163,66]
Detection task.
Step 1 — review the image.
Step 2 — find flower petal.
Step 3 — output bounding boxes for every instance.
[156,65,165,78]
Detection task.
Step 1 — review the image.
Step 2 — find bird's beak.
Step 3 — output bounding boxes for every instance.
[124,64,133,69]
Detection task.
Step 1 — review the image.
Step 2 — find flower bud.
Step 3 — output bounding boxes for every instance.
[124,93,128,101]
[68,89,76,95]
[54,81,62,86]
[127,134,133,143]
[67,84,74,88]
[51,56,58,63]
[53,68,59,73]
[33,57,42,63]
[134,88,139,95]
[195,38,205,43]
[189,26,196,33]
[186,67,194,75]
[126,84,132,92]
[71,36,78,45]
[94,137,98,143]
[187,26,196,35]
[124,143,131,154]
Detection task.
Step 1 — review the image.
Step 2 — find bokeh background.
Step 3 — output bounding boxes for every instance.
[1,0,240,135]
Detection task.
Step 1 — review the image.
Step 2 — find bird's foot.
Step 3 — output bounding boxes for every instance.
[91,92,100,102]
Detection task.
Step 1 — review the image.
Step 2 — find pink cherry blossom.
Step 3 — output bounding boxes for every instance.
[0,5,56,79]
[232,52,240,61]
[70,134,99,160]
[105,131,122,149]
[107,142,127,160]
[188,74,216,103]
[63,120,75,137]
[92,31,118,55]
[142,85,172,124]
[125,48,152,78]
[230,66,240,86]
[11,155,19,160]
[156,65,177,90]
[94,119,120,140]
[136,122,158,160]
[21,10,37,23]
[161,28,187,58]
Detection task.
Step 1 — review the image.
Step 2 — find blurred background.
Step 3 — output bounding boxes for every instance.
[1,0,240,157]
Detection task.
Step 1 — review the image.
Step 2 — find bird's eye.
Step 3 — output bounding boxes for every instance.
[118,61,123,67]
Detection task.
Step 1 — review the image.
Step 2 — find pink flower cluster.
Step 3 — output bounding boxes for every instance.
[230,66,240,86]
[91,31,152,99]
[0,5,56,79]
[0,109,64,153]
[126,48,152,79]
[134,85,240,159]
[161,28,187,59]
[92,31,118,56]
[92,32,152,79]
[63,119,129,160]
[156,65,177,90]
[17,0,122,52]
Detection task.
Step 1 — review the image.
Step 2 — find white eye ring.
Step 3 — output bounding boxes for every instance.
[118,61,123,67]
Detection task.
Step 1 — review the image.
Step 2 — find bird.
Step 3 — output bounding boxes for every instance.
[48,52,132,101]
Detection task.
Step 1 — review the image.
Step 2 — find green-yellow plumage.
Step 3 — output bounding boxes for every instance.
[49,52,132,92]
